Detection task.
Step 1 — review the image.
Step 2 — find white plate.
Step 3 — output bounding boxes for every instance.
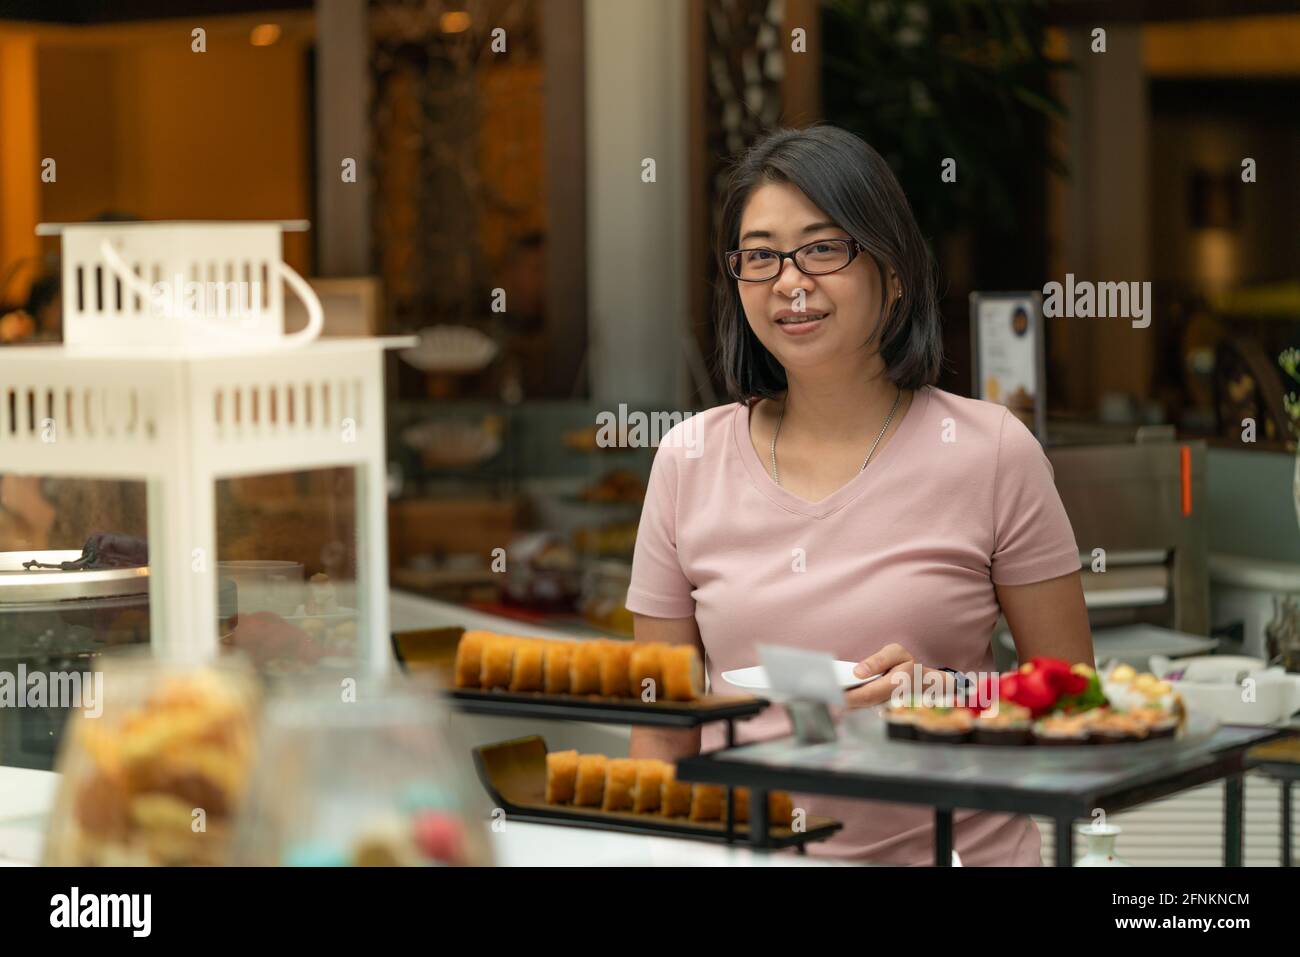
[400,325,499,374]
[722,661,880,692]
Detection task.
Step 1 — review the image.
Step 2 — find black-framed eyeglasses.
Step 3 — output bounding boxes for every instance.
[725,238,864,282]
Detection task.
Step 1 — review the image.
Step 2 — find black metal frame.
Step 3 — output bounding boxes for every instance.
[446,691,825,850]
[1246,758,1300,867]
[676,727,1286,866]
[446,688,767,729]
[444,676,1290,864]
[470,739,842,851]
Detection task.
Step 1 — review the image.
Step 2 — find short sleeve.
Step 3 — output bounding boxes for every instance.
[990,410,1082,586]
[625,436,697,618]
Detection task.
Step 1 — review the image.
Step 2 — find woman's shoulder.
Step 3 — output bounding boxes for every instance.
[914,386,1018,439]
[648,402,743,462]
[906,387,1046,475]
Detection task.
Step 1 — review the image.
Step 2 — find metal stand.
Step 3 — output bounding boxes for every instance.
[1243,752,1299,867]
[934,808,953,867]
[1055,817,1075,867]
[1224,773,1244,867]
[724,719,735,845]
[1284,779,1293,867]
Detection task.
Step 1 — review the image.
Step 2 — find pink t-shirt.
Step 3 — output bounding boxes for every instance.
[625,385,1082,866]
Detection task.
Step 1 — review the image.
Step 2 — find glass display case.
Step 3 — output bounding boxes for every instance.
[386,397,665,631]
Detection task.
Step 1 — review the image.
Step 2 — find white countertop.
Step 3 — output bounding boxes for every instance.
[0,767,58,866]
[487,819,842,866]
[0,767,839,868]
[0,591,843,868]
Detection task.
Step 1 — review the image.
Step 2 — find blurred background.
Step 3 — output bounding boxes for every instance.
[1,0,1298,658]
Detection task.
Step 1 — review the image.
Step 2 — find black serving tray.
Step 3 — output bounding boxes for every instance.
[392,627,770,728]
[448,686,768,728]
[472,735,841,850]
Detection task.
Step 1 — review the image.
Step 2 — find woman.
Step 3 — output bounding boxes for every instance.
[625,125,1092,866]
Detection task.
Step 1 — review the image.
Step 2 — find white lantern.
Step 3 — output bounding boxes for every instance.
[2,220,414,673]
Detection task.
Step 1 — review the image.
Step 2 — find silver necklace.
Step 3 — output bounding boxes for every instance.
[769,387,903,487]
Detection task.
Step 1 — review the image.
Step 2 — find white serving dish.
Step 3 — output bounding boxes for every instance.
[1165,655,1266,682]
[721,661,879,692]
[401,418,503,468]
[400,325,498,374]
[1171,668,1300,726]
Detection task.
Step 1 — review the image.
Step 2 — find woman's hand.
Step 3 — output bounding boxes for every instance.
[844,642,958,709]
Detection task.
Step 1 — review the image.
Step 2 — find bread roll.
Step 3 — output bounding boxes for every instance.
[453,631,490,688]
[508,639,545,692]
[545,749,579,804]
[479,635,518,689]
[569,641,604,695]
[542,641,573,694]
[768,791,795,827]
[599,641,634,697]
[631,759,669,813]
[660,766,692,817]
[661,645,703,701]
[573,754,608,806]
[627,644,665,703]
[727,786,750,824]
[602,758,638,812]
[689,784,724,822]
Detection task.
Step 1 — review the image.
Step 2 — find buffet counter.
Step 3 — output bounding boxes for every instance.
[4,590,1292,867]
[0,590,841,868]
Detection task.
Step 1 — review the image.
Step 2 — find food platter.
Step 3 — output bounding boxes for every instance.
[847,707,1220,759]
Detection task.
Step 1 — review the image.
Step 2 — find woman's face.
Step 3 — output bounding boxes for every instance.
[735,181,892,376]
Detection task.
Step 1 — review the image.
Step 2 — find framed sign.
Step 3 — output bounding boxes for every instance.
[970,291,1046,442]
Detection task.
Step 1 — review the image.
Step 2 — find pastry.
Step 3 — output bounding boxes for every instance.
[688,784,724,822]
[569,641,605,695]
[539,753,796,832]
[598,641,634,697]
[767,791,795,828]
[452,632,712,704]
[727,787,750,823]
[508,640,545,692]
[660,767,693,818]
[630,759,669,813]
[627,644,665,702]
[545,749,579,804]
[478,634,518,689]
[52,669,256,867]
[542,642,574,694]
[1084,708,1150,745]
[723,789,795,828]
[1032,713,1092,746]
[911,707,973,744]
[602,758,638,811]
[971,703,1033,746]
[884,702,923,741]
[661,645,703,701]
[1127,705,1181,740]
[573,754,608,806]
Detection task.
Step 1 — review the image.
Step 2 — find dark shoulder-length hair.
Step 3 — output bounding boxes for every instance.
[713,125,942,403]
